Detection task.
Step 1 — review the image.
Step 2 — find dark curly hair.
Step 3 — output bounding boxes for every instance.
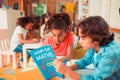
[17,16,34,28]
[77,16,114,46]
[44,13,72,34]
[39,13,51,26]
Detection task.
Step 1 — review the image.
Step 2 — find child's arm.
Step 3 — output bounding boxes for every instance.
[53,59,80,80]
[69,64,79,70]
[58,43,73,62]
[65,67,80,80]
[63,43,73,61]
[65,32,74,61]
[18,34,40,44]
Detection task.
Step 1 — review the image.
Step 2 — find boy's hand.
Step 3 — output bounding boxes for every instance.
[53,59,80,80]
[53,59,68,75]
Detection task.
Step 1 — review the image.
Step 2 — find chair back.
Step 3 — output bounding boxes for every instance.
[0,29,10,52]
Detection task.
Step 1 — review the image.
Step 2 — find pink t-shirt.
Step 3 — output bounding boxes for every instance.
[42,31,74,56]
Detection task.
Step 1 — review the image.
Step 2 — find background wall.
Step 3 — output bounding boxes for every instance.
[109,0,120,29]
[81,0,120,29]
[0,8,24,41]
[0,9,7,29]
[88,0,103,16]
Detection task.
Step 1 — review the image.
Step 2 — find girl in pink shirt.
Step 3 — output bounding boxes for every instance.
[42,13,74,62]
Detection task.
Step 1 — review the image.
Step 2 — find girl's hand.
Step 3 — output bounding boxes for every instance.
[58,57,65,62]
[32,39,40,43]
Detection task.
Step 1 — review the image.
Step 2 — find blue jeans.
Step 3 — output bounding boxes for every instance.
[13,44,23,53]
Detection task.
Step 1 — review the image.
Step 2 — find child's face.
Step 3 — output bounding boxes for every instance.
[78,28,96,50]
[45,18,49,23]
[51,29,67,45]
[25,23,34,30]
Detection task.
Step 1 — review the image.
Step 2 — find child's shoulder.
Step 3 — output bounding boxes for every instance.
[103,41,120,54]
[16,25,22,29]
[67,30,73,35]
[67,31,74,39]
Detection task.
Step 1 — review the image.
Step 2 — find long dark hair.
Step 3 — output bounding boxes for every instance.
[44,13,72,34]
[77,16,114,46]
[39,13,50,26]
[17,16,34,28]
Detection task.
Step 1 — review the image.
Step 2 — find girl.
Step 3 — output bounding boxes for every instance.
[26,16,41,40]
[39,13,51,40]
[10,16,40,67]
[53,16,120,80]
[42,13,74,62]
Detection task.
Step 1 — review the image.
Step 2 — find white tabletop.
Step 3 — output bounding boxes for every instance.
[22,42,42,68]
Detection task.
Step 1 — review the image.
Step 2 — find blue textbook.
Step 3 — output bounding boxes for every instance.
[29,45,64,80]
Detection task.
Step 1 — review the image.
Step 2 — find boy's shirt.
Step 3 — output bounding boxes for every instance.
[75,41,120,80]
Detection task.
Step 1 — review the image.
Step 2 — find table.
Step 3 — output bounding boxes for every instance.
[22,42,42,68]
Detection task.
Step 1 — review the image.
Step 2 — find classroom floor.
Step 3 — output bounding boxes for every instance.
[0,62,67,80]
[0,63,22,80]
[0,64,47,80]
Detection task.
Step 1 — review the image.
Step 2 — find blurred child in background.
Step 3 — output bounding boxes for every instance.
[39,13,51,41]
[10,16,40,67]
[26,16,41,41]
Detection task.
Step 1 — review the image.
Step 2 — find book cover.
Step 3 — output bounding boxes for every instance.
[29,45,64,80]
